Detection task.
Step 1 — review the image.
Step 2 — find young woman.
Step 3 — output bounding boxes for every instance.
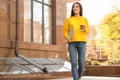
[63,2,89,80]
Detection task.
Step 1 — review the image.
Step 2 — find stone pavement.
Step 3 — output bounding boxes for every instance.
[51,76,120,80]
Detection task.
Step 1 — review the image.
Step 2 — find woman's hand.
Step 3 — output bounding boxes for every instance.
[67,38,70,43]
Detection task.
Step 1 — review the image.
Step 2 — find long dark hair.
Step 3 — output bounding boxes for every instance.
[71,2,83,17]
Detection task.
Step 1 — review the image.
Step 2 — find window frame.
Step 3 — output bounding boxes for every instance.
[27,0,52,44]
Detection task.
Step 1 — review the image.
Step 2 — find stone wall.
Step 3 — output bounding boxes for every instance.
[0,0,67,59]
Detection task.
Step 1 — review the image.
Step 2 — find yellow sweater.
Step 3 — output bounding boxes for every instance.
[63,16,89,42]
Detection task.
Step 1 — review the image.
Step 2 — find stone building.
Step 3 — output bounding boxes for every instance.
[0,0,120,80]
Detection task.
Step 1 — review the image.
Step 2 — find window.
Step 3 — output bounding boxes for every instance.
[24,0,31,42]
[24,0,52,44]
[33,1,42,43]
[44,4,52,44]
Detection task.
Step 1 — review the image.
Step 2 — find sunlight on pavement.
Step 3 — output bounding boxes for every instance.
[51,76,120,80]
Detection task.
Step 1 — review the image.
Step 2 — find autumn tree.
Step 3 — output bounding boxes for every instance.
[100,11,120,42]
[99,10,120,61]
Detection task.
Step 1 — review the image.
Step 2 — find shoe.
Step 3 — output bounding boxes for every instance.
[42,68,49,74]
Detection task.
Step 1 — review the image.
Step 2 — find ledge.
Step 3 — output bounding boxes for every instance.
[0,40,67,52]
[84,66,120,77]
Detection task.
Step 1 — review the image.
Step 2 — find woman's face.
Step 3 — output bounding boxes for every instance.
[72,3,80,15]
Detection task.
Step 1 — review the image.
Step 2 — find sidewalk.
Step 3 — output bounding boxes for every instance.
[51,76,120,80]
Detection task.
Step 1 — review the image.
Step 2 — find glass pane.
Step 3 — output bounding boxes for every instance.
[33,1,42,43]
[0,58,71,75]
[44,0,52,5]
[24,0,31,42]
[37,0,42,2]
[44,5,52,44]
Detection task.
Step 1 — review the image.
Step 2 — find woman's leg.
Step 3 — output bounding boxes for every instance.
[77,42,86,79]
[68,43,79,80]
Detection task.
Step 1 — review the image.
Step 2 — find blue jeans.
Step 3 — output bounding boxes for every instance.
[68,42,86,80]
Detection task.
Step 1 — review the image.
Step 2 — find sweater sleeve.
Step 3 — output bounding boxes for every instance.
[63,19,69,39]
[84,18,89,35]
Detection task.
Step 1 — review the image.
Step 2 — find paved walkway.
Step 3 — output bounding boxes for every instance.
[52,76,120,80]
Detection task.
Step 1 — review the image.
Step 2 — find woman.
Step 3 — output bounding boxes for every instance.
[63,2,89,80]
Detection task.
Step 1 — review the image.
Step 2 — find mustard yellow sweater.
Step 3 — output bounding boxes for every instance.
[63,16,89,42]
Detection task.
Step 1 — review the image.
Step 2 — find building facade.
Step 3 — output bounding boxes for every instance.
[0,0,120,79]
[0,0,68,59]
